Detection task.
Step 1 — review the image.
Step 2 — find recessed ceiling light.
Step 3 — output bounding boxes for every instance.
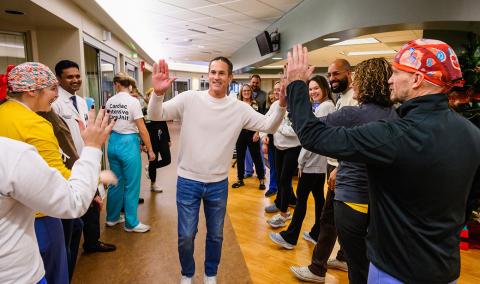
[332,37,380,46]
[5,10,24,15]
[272,57,283,60]
[346,50,396,56]
[198,45,205,48]
[324,37,340,42]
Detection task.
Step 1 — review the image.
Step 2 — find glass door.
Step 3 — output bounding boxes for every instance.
[100,52,116,105]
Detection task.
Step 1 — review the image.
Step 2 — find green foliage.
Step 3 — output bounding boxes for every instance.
[458,33,480,92]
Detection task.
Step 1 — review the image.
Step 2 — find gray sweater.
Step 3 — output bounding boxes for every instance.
[298,100,335,173]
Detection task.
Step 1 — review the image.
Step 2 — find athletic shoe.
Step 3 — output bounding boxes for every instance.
[106,215,125,227]
[290,266,325,283]
[231,180,245,188]
[124,222,150,233]
[264,203,279,213]
[180,276,192,284]
[267,212,291,228]
[203,274,217,284]
[303,231,318,245]
[269,232,294,249]
[327,258,348,272]
[151,184,163,193]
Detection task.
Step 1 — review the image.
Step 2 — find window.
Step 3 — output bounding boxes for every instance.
[0,31,27,72]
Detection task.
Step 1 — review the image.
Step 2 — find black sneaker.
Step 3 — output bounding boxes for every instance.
[264,189,277,197]
[259,181,266,190]
[232,180,245,188]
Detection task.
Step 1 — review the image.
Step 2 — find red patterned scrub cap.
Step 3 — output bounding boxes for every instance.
[7,62,58,92]
[393,39,464,88]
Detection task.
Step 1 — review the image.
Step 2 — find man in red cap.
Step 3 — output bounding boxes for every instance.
[285,40,480,283]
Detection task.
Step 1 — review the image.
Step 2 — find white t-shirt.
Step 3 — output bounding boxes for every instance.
[106,92,144,134]
[147,90,285,182]
[0,137,101,284]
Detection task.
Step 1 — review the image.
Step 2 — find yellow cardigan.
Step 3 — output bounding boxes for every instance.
[0,100,71,217]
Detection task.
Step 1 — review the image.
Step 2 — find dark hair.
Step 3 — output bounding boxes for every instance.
[55,60,79,77]
[209,56,233,75]
[113,72,132,88]
[307,75,333,102]
[353,57,393,107]
[250,74,261,81]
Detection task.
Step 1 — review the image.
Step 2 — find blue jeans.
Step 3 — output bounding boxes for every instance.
[367,263,457,284]
[177,176,228,277]
[245,143,265,176]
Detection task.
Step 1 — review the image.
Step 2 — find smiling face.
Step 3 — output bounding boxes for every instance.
[208,60,232,97]
[241,85,253,101]
[327,61,350,93]
[273,82,281,100]
[58,67,82,95]
[32,84,59,112]
[309,80,325,102]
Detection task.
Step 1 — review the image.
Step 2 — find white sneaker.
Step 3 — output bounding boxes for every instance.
[290,266,325,283]
[150,183,163,193]
[180,276,192,284]
[145,164,150,180]
[269,232,294,249]
[327,258,348,272]
[106,214,125,227]
[302,231,318,245]
[204,274,217,284]
[267,212,291,228]
[124,222,150,233]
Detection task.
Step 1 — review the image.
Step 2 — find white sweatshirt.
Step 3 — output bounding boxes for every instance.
[147,90,285,182]
[0,138,102,284]
[260,100,301,150]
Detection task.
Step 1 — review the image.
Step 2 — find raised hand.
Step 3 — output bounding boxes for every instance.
[152,59,176,95]
[286,44,315,85]
[83,107,115,149]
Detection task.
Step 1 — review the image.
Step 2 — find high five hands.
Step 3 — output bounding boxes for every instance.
[285,44,315,85]
[152,59,176,96]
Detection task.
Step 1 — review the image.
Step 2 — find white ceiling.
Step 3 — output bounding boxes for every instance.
[95,0,302,63]
[262,30,424,69]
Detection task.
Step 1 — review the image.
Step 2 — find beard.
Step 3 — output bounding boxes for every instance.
[330,76,349,93]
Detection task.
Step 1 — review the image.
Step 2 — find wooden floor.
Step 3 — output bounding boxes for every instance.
[73,121,480,283]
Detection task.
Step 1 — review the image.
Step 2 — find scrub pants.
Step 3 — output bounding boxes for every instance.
[34,216,69,284]
[107,132,142,229]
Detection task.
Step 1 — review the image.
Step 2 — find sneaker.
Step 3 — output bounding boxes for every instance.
[264,203,279,213]
[267,212,291,228]
[151,183,163,193]
[180,276,192,284]
[327,258,348,272]
[269,232,294,249]
[124,222,150,233]
[264,189,277,197]
[145,164,150,180]
[259,180,266,190]
[303,231,318,245]
[231,180,245,188]
[204,274,217,284]
[290,266,325,283]
[106,215,125,227]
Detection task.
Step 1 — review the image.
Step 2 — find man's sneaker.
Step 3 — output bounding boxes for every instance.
[267,212,291,228]
[327,258,348,272]
[145,164,150,180]
[151,183,163,193]
[106,215,125,227]
[290,266,325,283]
[264,189,277,197]
[180,276,192,284]
[124,222,150,233]
[204,274,217,284]
[302,231,318,245]
[264,203,279,213]
[259,180,266,190]
[231,180,245,188]
[269,232,294,249]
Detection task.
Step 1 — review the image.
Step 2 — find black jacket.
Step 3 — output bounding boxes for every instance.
[287,80,480,283]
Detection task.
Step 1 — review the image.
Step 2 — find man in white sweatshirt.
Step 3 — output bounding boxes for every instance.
[148,57,286,284]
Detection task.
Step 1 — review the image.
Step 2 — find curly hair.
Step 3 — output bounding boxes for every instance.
[353,57,393,107]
